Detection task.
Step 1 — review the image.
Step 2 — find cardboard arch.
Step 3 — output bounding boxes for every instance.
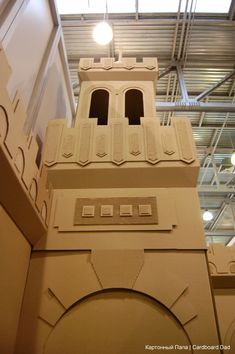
[0,105,9,143]
[224,318,235,348]
[43,288,193,354]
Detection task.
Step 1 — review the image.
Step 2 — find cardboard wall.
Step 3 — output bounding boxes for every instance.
[0,205,31,354]
[214,289,235,350]
[0,0,9,15]
[16,250,220,353]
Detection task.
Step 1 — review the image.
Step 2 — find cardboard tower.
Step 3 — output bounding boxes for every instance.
[1,46,234,353]
[15,55,222,353]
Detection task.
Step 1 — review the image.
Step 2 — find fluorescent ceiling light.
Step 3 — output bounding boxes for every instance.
[56,0,231,14]
[195,0,231,13]
[139,0,231,13]
[56,0,135,14]
[106,0,135,13]
[139,0,187,13]
[56,0,105,14]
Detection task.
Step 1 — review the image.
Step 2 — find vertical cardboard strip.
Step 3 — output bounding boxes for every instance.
[78,123,92,165]
[44,122,64,166]
[62,133,76,158]
[129,132,141,156]
[112,122,125,165]
[96,134,107,157]
[174,119,194,163]
[144,121,159,164]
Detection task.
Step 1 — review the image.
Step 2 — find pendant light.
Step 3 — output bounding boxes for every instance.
[229,132,235,165]
[93,21,113,45]
[92,0,113,45]
[231,151,235,166]
[203,210,213,222]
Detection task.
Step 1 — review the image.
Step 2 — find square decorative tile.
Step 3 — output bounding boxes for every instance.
[101,205,113,217]
[120,205,133,216]
[82,205,95,217]
[138,204,152,216]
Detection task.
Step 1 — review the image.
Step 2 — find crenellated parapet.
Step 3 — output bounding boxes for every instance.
[78,57,158,81]
[0,46,51,244]
[42,116,199,189]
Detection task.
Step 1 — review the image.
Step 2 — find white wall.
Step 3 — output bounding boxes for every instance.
[1,0,74,143]
[4,0,53,109]
[34,48,73,141]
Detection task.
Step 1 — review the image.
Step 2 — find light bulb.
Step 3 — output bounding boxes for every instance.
[203,210,213,222]
[92,22,113,45]
[231,151,235,166]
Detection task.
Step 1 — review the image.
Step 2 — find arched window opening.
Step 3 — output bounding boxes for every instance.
[89,89,109,125]
[125,89,144,125]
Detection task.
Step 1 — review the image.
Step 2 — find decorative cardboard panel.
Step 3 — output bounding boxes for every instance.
[53,189,176,233]
[74,197,158,225]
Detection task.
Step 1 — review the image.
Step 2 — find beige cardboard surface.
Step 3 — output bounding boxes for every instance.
[0,205,31,354]
[0,47,50,243]
[214,289,235,351]
[44,291,191,354]
[0,49,224,353]
[34,187,205,251]
[16,251,221,353]
[0,147,46,244]
[91,249,144,288]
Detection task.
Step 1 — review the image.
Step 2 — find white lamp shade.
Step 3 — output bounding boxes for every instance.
[231,151,235,166]
[203,210,213,222]
[92,22,113,45]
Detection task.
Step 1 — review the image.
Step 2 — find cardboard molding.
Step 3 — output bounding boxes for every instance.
[36,251,197,331]
[91,249,144,288]
[0,46,52,244]
[208,244,235,288]
[42,118,198,176]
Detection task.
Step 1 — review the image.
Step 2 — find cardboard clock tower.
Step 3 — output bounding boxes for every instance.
[13,55,223,353]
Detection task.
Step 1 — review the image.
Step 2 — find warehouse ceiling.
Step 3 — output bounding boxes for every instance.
[57,0,235,246]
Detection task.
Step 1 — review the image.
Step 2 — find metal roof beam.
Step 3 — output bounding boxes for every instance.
[205,231,235,237]
[195,70,235,101]
[176,63,189,101]
[198,186,235,193]
[156,102,235,112]
[158,64,175,79]
[229,0,235,20]
[135,0,139,21]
